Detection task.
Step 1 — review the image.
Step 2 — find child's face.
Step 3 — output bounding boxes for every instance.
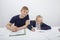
[21,9,29,17]
[36,17,42,24]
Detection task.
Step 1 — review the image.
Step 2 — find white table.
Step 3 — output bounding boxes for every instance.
[0,27,60,40]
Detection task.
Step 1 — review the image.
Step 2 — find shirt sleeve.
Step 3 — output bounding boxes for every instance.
[9,17,15,24]
[27,25,32,30]
[41,23,51,30]
[26,15,29,20]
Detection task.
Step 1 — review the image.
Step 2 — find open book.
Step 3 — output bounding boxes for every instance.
[9,29,26,36]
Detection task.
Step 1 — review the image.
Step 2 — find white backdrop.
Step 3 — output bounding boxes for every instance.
[0,0,60,27]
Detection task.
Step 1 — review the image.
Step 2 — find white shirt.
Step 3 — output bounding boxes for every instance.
[36,23,41,30]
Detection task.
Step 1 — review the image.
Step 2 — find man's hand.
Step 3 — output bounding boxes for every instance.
[11,25,18,32]
[6,23,19,32]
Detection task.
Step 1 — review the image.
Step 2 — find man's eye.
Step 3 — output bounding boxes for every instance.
[26,12,28,13]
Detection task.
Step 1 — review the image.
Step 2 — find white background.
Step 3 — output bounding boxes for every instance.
[0,0,60,27]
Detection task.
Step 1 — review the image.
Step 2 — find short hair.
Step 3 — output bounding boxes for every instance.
[36,15,42,20]
[21,6,29,11]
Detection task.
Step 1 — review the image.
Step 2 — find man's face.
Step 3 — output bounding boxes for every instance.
[21,9,29,17]
[36,17,42,24]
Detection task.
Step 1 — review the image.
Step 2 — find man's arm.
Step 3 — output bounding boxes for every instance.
[17,20,30,30]
[6,23,12,31]
[6,23,17,32]
[6,20,29,32]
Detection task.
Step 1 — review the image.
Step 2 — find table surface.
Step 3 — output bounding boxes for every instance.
[0,27,60,40]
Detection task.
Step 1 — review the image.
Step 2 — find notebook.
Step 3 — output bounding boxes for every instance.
[9,29,26,36]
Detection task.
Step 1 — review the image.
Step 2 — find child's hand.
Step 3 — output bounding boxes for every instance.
[31,28,35,32]
[37,28,40,30]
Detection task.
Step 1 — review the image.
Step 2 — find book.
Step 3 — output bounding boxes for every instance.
[9,29,26,36]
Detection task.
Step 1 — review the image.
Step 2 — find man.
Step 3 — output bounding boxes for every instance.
[6,6,29,32]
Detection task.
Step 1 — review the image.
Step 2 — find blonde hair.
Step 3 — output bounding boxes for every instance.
[36,15,42,20]
[21,6,29,11]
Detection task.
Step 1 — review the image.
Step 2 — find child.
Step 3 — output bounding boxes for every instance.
[6,6,30,32]
[28,15,51,32]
